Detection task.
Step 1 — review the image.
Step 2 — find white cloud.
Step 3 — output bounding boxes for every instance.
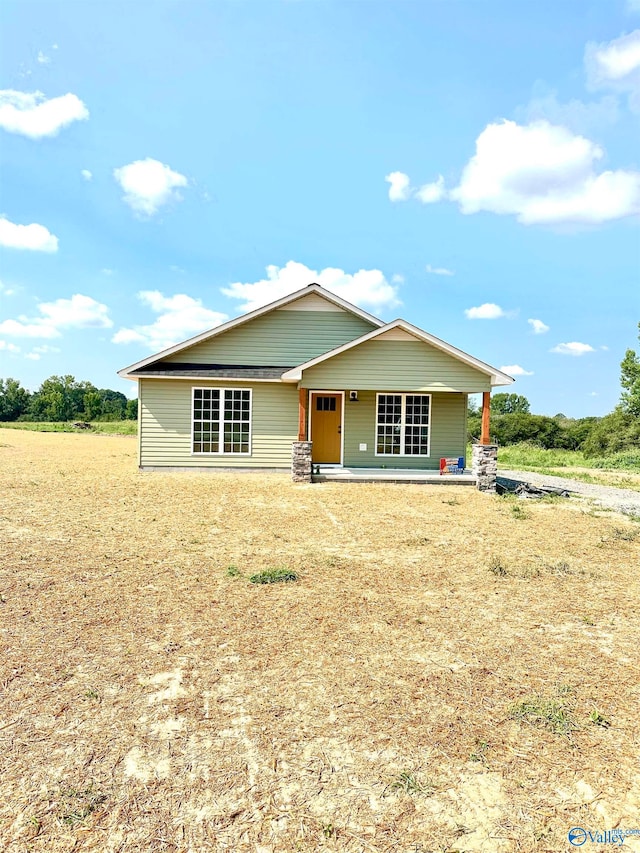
[0,340,20,353]
[112,291,228,351]
[600,344,609,350]
[426,264,454,276]
[25,345,61,360]
[464,302,506,319]
[516,87,619,135]
[0,294,112,339]
[528,318,549,334]
[585,30,640,111]
[37,51,51,65]
[0,319,60,339]
[391,273,405,284]
[499,364,534,376]
[0,217,58,252]
[32,344,60,354]
[385,171,412,202]
[222,260,400,313]
[113,158,188,215]
[449,119,640,225]
[38,294,112,329]
[385,172,446,204]
[0,280,15,296]
[81,169,92,181]
[0,90,88,138]
[589,391,598,396]
[416,175,446,204]
[550,341,595,356]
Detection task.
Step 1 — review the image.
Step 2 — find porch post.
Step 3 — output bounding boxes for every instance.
[298,388,308,441]
[473,390,498,492]
[292,388,312,482]
[480,391,491,445]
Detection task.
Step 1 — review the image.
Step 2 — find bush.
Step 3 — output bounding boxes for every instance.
[582,409,640,458]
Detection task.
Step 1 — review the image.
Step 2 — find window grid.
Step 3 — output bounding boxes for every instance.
[376,393,430,456]
[316,396,337,412]
[193,388,251,455]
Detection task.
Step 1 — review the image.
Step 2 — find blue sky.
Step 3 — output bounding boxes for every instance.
[1,0,639,417]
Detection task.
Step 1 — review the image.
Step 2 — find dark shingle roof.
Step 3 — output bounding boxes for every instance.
[130,362,292,380]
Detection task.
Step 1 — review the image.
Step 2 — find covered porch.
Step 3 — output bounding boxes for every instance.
[292,388,496,490]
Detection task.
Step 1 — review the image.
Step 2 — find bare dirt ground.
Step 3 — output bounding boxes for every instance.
[1,429,639,853]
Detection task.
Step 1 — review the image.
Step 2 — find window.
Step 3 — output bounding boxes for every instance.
[376,393,430,456]
[316,396,337,412]
[193,388,251,454]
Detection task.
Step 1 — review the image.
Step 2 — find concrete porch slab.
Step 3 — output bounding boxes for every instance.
[312,467,477,485]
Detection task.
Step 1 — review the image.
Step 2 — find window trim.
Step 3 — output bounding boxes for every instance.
[374,392,431,458]
[191,386,253,456]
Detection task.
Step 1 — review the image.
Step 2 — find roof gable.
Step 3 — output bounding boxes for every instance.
[282,319,515,387]
[118,284,384,378]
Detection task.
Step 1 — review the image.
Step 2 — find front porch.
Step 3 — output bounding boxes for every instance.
[312,466,477,485]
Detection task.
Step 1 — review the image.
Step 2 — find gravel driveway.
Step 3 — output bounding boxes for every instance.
[499,467,640,517]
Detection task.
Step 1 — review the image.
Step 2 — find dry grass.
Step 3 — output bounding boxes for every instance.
[1,428,639,853]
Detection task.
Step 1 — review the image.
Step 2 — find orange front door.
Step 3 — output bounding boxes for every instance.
[311,394,342,464]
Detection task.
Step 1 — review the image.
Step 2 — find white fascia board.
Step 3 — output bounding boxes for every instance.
[117,283,384,379]
[282,318,516,387]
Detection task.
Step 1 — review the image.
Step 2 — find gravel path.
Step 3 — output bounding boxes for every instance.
[499,467,640,517]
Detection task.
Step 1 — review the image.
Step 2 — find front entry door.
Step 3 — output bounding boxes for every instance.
[311,394,342,464]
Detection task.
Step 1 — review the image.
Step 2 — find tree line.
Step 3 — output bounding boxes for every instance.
[0,375,138,422]
[470,323,640,457]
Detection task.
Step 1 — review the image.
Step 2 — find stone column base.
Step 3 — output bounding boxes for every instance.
[472,444,498,492]
[292,441,313,483]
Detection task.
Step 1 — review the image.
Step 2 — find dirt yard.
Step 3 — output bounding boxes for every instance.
[1,429,639,853]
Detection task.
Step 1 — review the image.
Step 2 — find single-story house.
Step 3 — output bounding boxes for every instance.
[118,284,514,484]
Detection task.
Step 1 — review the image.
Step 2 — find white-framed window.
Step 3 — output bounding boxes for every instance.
[192,388,252,455]
[375,393,431,456]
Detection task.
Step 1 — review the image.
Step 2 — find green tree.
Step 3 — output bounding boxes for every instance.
[29,375,96,421]
[0,378,31,421]
[83,390,103,421]
[96,389,128,420]
[125,398,138,420]
[491,393,530,415]
[620,322,640,417]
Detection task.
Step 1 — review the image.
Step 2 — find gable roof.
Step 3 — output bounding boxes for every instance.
[281,319,516,387]
[118,284,384,379]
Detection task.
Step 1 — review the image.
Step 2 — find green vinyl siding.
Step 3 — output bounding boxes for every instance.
[342,391,467,469]
[139,379,298,468]
[301,339,492,393]
[163,310,376,366]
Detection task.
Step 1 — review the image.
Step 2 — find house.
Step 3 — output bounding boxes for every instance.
[118,284,514,486]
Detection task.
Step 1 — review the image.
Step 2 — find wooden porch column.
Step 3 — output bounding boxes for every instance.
[298,388,308,441]
[480,391,491,444]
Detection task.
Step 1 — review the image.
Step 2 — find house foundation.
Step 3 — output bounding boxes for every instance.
[292,441,313,483]
[472,444,498,492]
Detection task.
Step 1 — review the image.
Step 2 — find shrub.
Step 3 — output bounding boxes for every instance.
[249,568,298,584]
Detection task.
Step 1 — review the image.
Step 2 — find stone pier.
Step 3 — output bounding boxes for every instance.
[291,441,313,483]
[472,444,498,492]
